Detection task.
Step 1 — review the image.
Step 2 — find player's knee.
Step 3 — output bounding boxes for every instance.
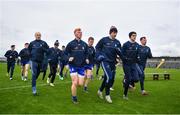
[25,68,28,72]
[86,75,91,79]
[72,81,78,86]
[78,82,84,86]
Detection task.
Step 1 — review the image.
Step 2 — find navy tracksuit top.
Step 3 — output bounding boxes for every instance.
[19,48,30,62]
[4,50,18,62]
[122,41,140,65]
[96,36,123,64]
[28,39,49,63]
[138,45,152,68]
[47,47,62,64]
[65,39,88,67]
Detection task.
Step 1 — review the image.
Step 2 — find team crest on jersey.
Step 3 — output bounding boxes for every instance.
[74,46,78,50]
[115,44,117,47]
[146,48,149,52]
[107,43,110,46]
[82,47,85,50]
[71,68,74,71]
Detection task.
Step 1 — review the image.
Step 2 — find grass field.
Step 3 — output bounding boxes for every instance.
[0,62,180,114]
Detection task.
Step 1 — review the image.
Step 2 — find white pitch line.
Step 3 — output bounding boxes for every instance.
[0,81,71,91]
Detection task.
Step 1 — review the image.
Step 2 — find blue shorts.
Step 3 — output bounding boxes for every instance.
[21,60,29,66]
[84,64,94,70]
[69,66,85,78]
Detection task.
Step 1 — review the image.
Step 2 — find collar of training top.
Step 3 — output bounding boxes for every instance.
[74,38,81,42]
[109,36,116,40]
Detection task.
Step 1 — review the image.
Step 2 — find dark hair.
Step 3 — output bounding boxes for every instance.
[25,43,29,45]
[54,40,59,46]
[109,26,118,34]
[88,37,94,41]
[140,36,146,41]
[129,31,137,38]
[11,45,15,48]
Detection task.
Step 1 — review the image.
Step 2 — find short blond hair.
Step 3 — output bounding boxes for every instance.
[35,32,41,36]
[74,28,81,34]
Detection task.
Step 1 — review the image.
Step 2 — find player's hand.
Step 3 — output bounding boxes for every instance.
[86,59,89,64]
[97,55,105,62]
[69,57,74,62]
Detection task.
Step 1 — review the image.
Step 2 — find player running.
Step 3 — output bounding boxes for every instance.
[4,45,18,80]
[122,31,140,100]
[96,26,124,103]
[84,37,96,93]
[59,45,69,80]
[19,43,30,81]
[138,37,152,95]
[28,32,49,96]
[47,40,62,87]
[65,28,89,104]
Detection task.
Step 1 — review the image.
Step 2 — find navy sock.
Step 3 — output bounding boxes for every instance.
[72,96,77,101]
[84,86,87,91]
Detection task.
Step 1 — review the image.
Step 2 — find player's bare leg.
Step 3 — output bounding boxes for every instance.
[24,64,29,81]
[84,70,92,92]
[21,66,25,80]
[71,74,79,104]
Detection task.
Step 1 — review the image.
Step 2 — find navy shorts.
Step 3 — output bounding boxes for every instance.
[69,65,85,78]
[21,60,29,66]
[84,64,94,70]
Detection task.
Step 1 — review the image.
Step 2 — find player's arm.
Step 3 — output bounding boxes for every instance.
[28,42,32,53]
[65,42,73,62]
[43,42,49,52]
[84,43,89,64]
[19,50,26,58]
[121,43,128,61]
[15,51,18,58]
[148,48,153,58]
[4,51,10,58]
[95,38,105,62]
[93,47,96,62]
[47,48,52,62]
[58,49,63,61]
[136,44,141,63]
[18,50,22,57]
[116,41,125,61]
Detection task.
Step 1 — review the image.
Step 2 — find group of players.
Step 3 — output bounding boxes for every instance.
[4,26,152,104]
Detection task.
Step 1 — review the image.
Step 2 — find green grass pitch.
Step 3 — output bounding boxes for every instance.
[0,62,180,114]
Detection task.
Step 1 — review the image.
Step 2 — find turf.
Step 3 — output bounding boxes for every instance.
[0,62,180,114]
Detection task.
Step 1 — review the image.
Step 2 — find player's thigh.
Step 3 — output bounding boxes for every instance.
[86,69,92,78]
[77,67,85,85]
[25,64,29,70]
[71,73,78,86]
[78,76,85,86]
